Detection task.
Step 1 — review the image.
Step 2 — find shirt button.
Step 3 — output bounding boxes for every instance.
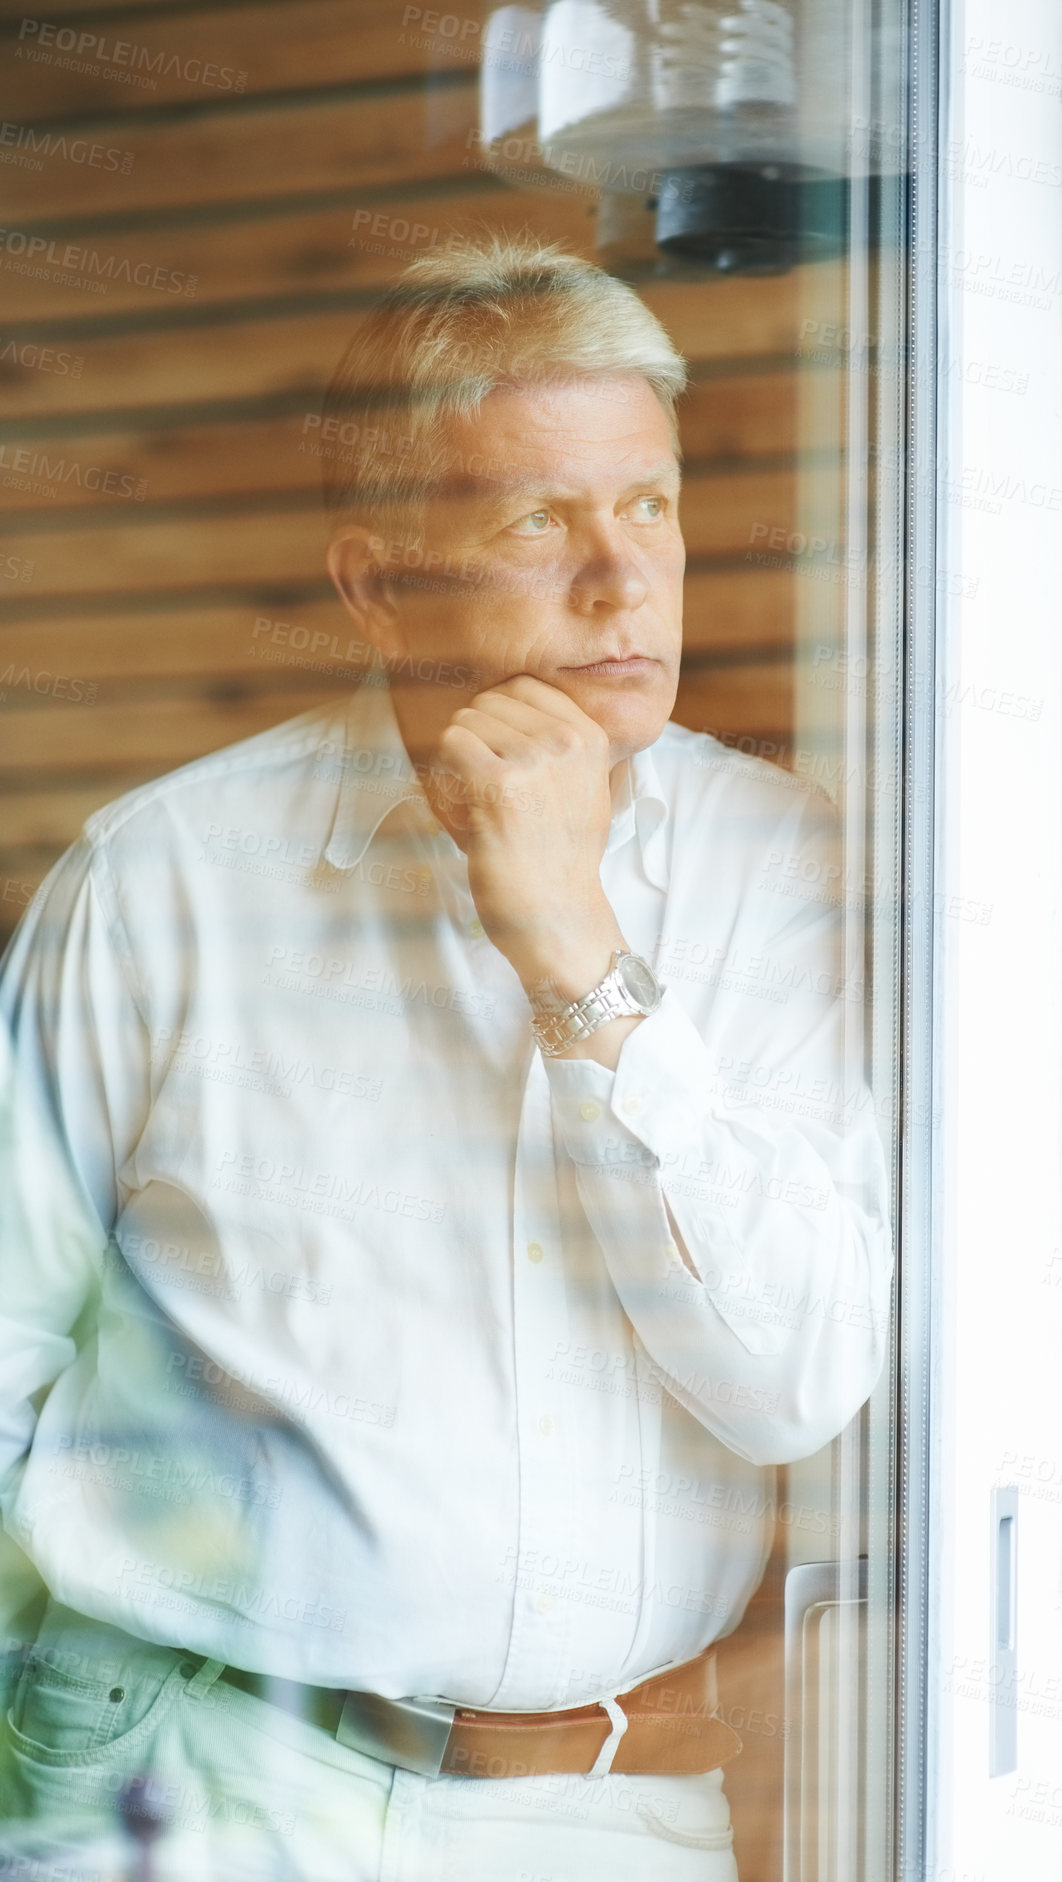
[526,1242,544,1263]
[537,1414,554,1437]
[533,1593,553,1615]
[469,918,485,938]
[579,1101,600,1122]
[622,1095,644,1117]
[667,1239,690,1274]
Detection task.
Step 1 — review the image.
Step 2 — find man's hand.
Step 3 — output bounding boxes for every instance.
[428,675,634,1036]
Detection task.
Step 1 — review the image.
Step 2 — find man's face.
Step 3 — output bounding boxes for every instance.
[383,375,685,767]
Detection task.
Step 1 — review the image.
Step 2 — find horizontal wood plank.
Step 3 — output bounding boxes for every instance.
[0,687,340,771]
[0,184,598,325]
[674,661,792,747]
[683,567,793,651]
[2,506,328,595]
[0,601,347,684]
[0,850,56,939]
[1,0,480,117]
[683,368,816,461]
[0,86,479,222]
[0,310,363,423]
[0,0,177,15]
[0,782,149,848]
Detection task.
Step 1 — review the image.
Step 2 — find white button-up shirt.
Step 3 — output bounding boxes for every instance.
[0,679,892,1710]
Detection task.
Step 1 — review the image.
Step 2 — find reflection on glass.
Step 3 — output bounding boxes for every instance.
[0,2,909,1877]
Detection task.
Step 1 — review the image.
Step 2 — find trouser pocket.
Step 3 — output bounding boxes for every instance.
[5,1598,185,1770]
[636,1768,737,1852]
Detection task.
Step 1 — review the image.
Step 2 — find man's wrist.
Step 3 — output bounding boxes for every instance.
[518,929,626,1010]
[524,951,615,1012]
[524,931,663,1069]
[499,905,649,1067]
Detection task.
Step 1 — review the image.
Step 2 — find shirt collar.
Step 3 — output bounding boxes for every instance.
[323,679,429,872]
[608,742,671,891]
[324,681,671,889]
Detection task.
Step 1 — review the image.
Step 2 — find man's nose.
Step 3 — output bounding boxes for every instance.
[569,529,649,614]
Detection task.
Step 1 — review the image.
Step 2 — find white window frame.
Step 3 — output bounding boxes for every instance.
[916,0,1062,1875]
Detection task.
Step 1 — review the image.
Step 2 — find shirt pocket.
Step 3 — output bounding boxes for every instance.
[7,1649,183,1769]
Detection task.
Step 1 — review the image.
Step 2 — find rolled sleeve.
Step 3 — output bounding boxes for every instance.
[0,838,148,1513]
[542,867,893,1467]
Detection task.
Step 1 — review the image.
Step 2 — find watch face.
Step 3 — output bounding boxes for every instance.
[616,953,663,1013]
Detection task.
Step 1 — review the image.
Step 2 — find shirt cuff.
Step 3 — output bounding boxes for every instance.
[542,991,708,1168]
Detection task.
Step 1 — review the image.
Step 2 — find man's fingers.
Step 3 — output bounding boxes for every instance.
[436,719,527,788]
[471,677,610,756]
[449,706,536,763]
[461,690,581,752]
[460,692,540,735]
[490,672,603,731]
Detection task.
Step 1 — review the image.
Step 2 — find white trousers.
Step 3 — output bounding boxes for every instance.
[1,1602,740,1880]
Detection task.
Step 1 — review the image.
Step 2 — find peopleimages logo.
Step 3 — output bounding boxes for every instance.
[0,226,196,296]
[0,337,84,376]
[0,662,98,705]
[0,121,135,173]
[0,444,146,503]
[15,19,247,93]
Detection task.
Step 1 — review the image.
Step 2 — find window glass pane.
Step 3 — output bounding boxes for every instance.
[0,3,910,1878]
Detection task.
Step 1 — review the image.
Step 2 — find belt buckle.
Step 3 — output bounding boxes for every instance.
[336,1689,457,1777]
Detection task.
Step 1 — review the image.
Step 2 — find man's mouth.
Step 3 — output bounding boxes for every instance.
[561,655,657,679]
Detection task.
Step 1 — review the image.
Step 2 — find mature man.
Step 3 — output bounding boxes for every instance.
[0,236,891,1880]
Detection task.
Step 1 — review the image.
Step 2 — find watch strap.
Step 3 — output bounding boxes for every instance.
[530,952,654,1058]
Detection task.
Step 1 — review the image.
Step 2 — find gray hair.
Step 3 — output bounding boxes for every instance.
[321,231,688,546]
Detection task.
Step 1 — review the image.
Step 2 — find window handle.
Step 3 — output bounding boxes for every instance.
[989,1488,1018,1777]
[783,1558,868,1882]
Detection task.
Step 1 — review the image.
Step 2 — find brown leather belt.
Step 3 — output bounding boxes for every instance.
[217,1644,741,1780]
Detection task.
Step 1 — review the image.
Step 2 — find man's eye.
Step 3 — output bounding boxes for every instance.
[511,509,553,535]
[630,496,665,522]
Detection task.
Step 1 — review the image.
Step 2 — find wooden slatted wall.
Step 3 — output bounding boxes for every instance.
[0,0,818,940]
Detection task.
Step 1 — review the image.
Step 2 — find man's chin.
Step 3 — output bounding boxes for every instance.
[584,696,677,768]
[603,714,675,770]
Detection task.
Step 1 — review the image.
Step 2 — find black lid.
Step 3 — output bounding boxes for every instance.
[655,165,849,275]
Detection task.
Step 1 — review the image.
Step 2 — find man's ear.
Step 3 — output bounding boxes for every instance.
[326,525,406,658]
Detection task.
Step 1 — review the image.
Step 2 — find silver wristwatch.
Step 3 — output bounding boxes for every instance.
[530,950,663,1057]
